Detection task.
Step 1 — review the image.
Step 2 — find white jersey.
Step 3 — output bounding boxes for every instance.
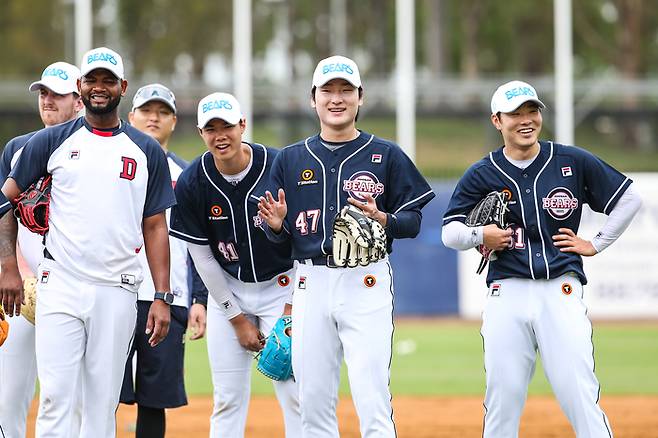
[136,153,190,307]
[9,118,176,292]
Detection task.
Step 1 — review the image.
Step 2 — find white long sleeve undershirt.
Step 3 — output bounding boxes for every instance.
[441,183,642,254]
[590,183,642,252]
[186,243,242,319]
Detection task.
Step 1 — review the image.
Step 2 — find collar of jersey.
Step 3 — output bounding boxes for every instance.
[493,140,550,175]
[82,118,125,137]
[311,130,369,151]
[203,143,265,192]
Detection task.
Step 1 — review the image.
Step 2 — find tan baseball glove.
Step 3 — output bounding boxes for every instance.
[21,277,38,325]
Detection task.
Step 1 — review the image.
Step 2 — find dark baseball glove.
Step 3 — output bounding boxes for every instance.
[13,174,52,236]
[465,191,510,274]
[256,316,293,381]
[332,205,386,268]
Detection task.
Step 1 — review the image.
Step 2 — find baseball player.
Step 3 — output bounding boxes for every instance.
[0,47,176,438]
[119,83,208,438]
[257,55,435,437]
[0,61,83,438]
[442,80,643,438]
[169,92,302,437]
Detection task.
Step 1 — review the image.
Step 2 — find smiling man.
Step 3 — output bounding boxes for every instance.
[168,92,301,438]
[442,80,642,438]
[0,47,176,437]
[257,55,435,437]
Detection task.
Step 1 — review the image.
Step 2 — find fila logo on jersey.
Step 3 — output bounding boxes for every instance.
[277,275,290,287]
[561,166,573,177]
[490,283,501,296]
[542,187,579,220]
[209,205,228,221]
[371,154,382,163]
[298,169,318,186]
[69,149,80,160]
[40,270,50,284]
[298,276,306,289]
[343,171,385,201]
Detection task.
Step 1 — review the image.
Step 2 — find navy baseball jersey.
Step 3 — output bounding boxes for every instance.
[8,117,176,291]
[265,131,435,260]
[1,129,49,272]
[0,131,38,219]
[443,140,632,285]
[169,144,293,283]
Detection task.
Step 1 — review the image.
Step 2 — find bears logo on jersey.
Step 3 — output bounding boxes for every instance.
[542,187,579,220]
[343,171,385,201]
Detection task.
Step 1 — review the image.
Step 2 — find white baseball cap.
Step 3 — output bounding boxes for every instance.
[80,47,124,79]
[312,55,361,88]
[197,92,242,128]
[490,80,546,114]
[132,83,177,113]
[29,62,81,95]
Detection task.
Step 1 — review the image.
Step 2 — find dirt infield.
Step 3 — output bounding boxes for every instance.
[24,395,658,437]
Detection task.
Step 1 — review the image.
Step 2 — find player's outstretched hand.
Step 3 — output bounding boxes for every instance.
[230,314,265,352]
[188,303,207,340]
[258,189,287,233]
[347,194,387,227]
[0,263,24,317]
[482,224,513,251]
[552,227,597,256]
[146,299,171,347]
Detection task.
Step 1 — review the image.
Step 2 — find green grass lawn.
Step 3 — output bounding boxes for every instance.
[184,320,658,397]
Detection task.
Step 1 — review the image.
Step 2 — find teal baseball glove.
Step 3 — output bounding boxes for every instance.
[256,316,293,381]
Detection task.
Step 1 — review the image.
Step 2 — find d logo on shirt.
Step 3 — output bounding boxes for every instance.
[120,156,137,181]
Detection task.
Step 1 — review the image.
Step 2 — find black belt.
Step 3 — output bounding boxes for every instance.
[299,255,338,268]
[43,248,55,261]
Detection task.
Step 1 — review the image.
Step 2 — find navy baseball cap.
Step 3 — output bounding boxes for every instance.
[132,84,177,113]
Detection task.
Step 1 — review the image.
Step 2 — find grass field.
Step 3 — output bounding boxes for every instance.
[184,319,658,397]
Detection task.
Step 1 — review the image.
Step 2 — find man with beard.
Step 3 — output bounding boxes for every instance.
[0,60,83,438]
[0,47,175,438]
